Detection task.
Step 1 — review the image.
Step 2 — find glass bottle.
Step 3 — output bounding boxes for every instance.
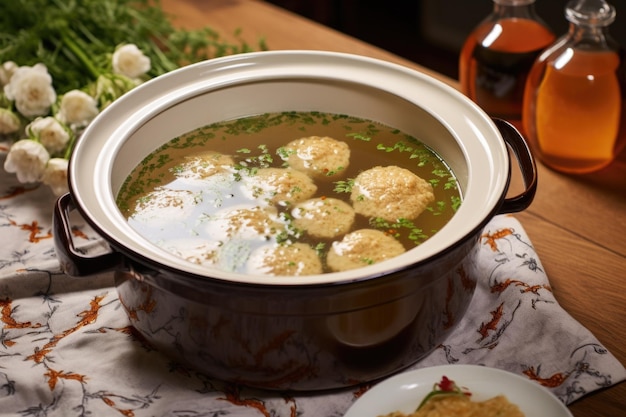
[459,0,555,133]
[522,0,622,174]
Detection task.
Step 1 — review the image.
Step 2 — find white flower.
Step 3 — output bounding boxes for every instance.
[0,61,18,88]
[42,158,69,197]
[0,108,21,134]
[3,64,56,118]
[3,139,50,183]
[26,116,71,156]
[56,89,99,127]
[112,44,151,79]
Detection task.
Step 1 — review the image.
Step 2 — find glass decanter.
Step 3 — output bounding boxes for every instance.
[522,0,623,174]
[459,0,555,132]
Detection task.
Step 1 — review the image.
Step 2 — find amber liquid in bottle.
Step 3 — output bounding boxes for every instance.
[524,50,621,173]
[460,18,555,132]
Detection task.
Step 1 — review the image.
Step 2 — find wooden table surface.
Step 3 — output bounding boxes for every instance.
[161,1,626,416]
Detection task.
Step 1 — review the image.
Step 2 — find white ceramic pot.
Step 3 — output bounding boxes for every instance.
[54,51,536,390]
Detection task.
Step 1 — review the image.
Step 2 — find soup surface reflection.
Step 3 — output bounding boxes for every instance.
[116,112,462,276]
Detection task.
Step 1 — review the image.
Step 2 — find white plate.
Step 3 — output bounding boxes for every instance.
[344,364,573,417]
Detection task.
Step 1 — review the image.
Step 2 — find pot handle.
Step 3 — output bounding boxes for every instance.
[53,192,121,277]
[493,118,538,214]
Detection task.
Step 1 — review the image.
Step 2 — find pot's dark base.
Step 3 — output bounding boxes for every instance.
[114,238,478,391]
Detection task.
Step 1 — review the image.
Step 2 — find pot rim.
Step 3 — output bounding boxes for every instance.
[68,50,510,286]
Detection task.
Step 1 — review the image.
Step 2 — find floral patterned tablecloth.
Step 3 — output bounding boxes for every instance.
[1,149,625,417]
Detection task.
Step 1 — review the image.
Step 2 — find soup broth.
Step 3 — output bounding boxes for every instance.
[116,112,462,276]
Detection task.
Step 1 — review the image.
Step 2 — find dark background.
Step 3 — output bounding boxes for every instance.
[266,0,626,80]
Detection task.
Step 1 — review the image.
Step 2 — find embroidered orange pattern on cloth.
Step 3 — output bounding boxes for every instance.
[1,151,625,416]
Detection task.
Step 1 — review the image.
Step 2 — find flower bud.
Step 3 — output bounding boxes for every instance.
[0,108,20,135]
[26,116,71,156]
[3,139,50,183]
[57,90,99,127]
[112,44,151,79]
[42,158,70,197]
[3,64,56,118]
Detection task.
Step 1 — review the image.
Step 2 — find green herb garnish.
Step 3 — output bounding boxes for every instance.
[416,376,471,410]
[333,178,354,193]
[0,0,266,95]
[370,217,429,245]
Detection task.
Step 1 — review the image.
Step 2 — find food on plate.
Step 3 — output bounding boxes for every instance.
[379,375,524,417]
[116,111,462,275]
